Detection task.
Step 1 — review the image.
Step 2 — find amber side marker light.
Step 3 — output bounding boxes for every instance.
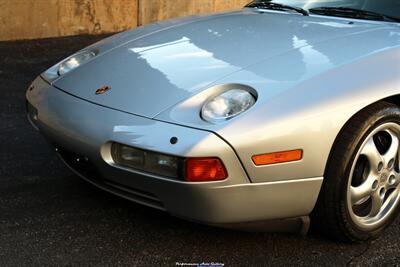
[185,158,228,182]
[252,149,303,166]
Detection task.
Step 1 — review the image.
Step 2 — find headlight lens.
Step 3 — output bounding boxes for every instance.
[201,89,256,123]
[57,50,97,76]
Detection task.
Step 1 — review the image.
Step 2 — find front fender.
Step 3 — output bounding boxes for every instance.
[157,47,400,183]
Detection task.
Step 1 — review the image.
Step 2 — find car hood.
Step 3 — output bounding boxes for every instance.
[53,9,399,118]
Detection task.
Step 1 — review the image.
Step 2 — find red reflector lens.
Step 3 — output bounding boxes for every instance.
[185,158,228,182]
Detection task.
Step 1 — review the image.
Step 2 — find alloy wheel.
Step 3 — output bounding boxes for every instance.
[347,122,400,231]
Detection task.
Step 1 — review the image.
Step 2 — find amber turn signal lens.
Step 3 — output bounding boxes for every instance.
[252,149,303,166]
[185,158,228,182]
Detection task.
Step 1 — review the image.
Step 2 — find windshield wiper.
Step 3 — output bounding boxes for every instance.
[246,1,309,16]
[309,7,400,23]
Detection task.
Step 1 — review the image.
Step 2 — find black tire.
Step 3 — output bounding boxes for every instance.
[312,101,400,242]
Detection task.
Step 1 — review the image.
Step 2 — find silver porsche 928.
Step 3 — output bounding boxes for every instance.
[26,0,400,242]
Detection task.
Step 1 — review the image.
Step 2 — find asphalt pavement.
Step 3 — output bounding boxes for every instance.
[1,35,399,266]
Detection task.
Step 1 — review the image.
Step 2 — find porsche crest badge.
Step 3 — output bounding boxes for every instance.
[95,85,112,95]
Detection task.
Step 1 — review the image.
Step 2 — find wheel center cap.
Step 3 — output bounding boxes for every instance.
[380,172,388,183]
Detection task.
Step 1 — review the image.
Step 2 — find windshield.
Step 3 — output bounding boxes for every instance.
[247,0,400,21]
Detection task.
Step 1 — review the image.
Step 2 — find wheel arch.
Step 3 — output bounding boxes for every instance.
[311,94,400,241]
[323,94,400,179]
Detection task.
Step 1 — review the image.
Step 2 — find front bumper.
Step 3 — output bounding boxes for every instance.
[26,76,322,227]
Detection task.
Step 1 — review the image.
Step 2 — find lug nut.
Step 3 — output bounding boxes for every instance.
[389,175,396,185]
[388,159,395,169]
[372,180,379,190]
[378,162,384,172]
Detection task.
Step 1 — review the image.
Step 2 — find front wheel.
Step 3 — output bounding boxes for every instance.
[314,101,400,242]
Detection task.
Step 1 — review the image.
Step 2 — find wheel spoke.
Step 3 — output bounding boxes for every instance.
[350,175,376,204]
[360,138,383,171]
[382,129,399,168]
[369,192,383,217]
